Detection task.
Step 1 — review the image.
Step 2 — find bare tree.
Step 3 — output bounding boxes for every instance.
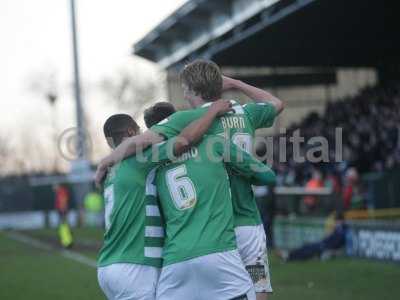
[99,68,164,119]
[13,64,166,174]
[27,69,59,105]
[26,69,60,172]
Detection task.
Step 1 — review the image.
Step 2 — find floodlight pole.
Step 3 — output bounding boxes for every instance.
[70,0,86,159]
[69,0,91,226]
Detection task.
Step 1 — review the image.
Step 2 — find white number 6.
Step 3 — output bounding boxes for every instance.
[166,165,197,210]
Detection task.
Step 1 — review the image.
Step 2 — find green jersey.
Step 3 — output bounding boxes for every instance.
[156,135,276,266]
[97,141,173,268]
[151,100,277,226]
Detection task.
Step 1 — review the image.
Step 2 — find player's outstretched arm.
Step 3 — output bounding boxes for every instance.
[95,130,164,186]
[173,99,233,156]
[222,75,285,115]
[219,139,276,185]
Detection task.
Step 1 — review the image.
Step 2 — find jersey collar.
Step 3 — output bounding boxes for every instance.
[200,100,238,108]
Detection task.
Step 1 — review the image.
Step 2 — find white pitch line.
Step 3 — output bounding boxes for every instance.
[3,231,97,268]
[60,249,97,268]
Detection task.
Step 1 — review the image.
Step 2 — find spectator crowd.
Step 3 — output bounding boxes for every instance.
[266,83,400,211]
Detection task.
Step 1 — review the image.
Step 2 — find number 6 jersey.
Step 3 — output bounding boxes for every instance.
[155,135,276,266]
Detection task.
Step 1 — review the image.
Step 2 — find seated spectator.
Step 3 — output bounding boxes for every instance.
[277,213,347,262]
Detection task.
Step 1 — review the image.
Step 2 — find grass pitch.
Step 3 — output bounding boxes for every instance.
[0,228,398,300]
[0,231,103,300]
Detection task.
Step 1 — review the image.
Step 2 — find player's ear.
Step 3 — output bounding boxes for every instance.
[105,137,115,149]
[127,127,139,137]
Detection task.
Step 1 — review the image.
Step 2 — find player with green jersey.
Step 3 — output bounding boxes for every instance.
[97,114,165,300]
[155,134,276,300]
[97,100,233,300]
[151,100,277,294]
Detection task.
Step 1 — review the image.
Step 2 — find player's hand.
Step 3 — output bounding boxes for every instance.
[222,75,239,91]
[208,99,233,116]
[94,159,111,189]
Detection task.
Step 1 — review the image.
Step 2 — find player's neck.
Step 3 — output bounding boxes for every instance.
[190,98,207,108]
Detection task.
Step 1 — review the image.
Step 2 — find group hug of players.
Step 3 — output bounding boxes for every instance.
[95,60,285,300]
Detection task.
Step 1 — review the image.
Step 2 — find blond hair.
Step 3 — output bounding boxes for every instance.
[180,59,223,101]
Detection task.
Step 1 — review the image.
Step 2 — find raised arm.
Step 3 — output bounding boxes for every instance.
[173,99,232,156]
[95,130,164,186]
[222,75,285,115]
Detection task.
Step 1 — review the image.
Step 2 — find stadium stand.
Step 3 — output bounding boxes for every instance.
[272,82,400,183]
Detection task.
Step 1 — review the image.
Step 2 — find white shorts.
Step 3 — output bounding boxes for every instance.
[98,263,160,300]
[156,250,256,300]
[235,224,273,293]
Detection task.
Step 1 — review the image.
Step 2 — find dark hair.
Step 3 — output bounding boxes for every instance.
[180,59,223,101]
[144,102,176,128]
[103,114,139,148]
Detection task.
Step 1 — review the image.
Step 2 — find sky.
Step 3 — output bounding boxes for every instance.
[0,0,186,172]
